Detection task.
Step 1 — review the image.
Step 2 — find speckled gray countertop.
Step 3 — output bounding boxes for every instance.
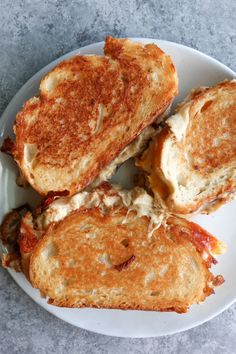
[0,0,236,353]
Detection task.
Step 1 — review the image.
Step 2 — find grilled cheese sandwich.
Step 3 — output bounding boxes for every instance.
[137,80,236,214]
[0,183,225,313]
[7,37,178,196]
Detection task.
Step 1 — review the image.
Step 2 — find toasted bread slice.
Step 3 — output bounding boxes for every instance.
[11,37,178,196]
[137,80,236,214]
[16,184,224,313]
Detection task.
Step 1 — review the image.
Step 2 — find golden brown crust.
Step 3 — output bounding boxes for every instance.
[27,186,223,313]
[13,37,178,196]
[47,299,189,313]
[185,81,236,172]
[137,80,236,214]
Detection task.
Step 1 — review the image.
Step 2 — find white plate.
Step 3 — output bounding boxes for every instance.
[0,38,236,338]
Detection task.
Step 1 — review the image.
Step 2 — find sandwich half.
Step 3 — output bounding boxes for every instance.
[3,36,178,196]
[137,80,236,214]
[1,183,225,313]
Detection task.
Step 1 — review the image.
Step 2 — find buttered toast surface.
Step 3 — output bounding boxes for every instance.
[13,185,224,313]
[137,80,236,214]
[12,37,178,196]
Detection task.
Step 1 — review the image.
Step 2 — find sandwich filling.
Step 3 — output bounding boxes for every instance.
[36,185,168,238]
[91,126,157,187]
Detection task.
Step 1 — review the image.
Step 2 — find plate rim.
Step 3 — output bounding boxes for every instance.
[1,37,236,338]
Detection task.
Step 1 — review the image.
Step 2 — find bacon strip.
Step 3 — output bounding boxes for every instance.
[213,275,225,286]
[0,206,29,270]
[18,219,38,254]
[0,205,29,244]
[35,190,69,215]
[114,255,136,272]
[0,137,15,156]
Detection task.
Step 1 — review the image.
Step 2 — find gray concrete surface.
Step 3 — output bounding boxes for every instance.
[0,0,236,353]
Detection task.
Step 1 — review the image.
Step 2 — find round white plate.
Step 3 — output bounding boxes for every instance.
[0,39,236,338]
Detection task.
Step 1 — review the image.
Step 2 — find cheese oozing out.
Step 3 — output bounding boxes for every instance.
[36,186,169,238]
[91,125,157,188]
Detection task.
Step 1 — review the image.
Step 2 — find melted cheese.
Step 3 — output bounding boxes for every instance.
[118,188,168,237]
[36,186,168,237]
[91,126,157,187]
[166,103,190,141]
